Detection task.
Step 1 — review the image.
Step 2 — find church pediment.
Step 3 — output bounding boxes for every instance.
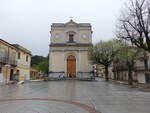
[65,19,78,27]
[50,20,92,44]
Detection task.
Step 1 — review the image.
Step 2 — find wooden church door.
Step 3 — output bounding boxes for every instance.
[67,55,76,77]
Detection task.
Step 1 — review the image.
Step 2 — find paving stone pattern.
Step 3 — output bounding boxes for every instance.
[0,78,150,113]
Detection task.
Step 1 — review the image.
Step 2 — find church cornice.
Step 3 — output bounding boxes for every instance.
[49,43,92,47]
[51,20,91,28]
[50,47,89,52]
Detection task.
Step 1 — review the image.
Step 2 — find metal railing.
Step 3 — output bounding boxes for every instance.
[0,56,17,66]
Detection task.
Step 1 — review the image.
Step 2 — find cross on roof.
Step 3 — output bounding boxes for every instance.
[69,17,74,20]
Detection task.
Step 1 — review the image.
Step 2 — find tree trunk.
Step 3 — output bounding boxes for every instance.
[127,61,133,85]
[117,71,119,80]
[113,64,117,80]
[114,72,117,80]
[144,58,149,83]
[128,67,133,85]
[105,66,109,81]
[144,59,148,71]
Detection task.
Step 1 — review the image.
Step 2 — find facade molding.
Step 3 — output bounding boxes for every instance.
[50,47,89,52]
[49,43,92,47]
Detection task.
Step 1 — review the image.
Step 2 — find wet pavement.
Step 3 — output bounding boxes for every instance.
[0,78,150,113]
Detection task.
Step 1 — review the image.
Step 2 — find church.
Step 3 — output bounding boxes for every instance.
[49,20,93,79]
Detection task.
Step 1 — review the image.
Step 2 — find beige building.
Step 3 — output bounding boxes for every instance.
[0,39,32,84]
[0,39,17,84]
[13,44,32,81]
[108,52,150,83]
[30,67,39,80]
[49,20,93,78]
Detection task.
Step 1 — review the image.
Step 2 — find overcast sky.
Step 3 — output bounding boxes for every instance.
[0,0,126,56]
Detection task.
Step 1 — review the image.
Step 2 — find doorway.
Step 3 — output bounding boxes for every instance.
[10,69,14,81]
[67,55,76,77]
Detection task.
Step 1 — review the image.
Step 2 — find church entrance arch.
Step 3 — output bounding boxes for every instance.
[67,55,76,77]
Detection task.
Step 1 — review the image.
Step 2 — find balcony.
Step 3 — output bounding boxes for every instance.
[0,56,17,66]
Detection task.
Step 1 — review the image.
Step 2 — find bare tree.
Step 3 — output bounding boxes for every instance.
[117,45,140,85]
[117,0,150,52]
[117,0,150,83]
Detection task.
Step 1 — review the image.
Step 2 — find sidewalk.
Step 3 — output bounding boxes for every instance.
[96,77,150,90]
[110,79,150,89]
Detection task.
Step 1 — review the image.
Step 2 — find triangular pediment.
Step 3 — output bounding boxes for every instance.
[65,20,78,26]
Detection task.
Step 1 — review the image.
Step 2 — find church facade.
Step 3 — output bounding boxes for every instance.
[49,20,93,78]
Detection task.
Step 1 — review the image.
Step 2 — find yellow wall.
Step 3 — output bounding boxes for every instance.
[1,66,16,83]
[0,41,17,83]
[17,50,31,67]
[1,66,8,83]
[51,52,62,72]
[81,51,89,72]
[0,41,17,61]
[0,40,32,83]
[50,49,91,73]
[16,50,31,80]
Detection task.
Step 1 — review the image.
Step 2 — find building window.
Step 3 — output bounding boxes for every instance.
[18,52,21,59]
[26,56,28,62]
[0,68,2,73]
[69,34,74,43]
[16,70,20,75]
